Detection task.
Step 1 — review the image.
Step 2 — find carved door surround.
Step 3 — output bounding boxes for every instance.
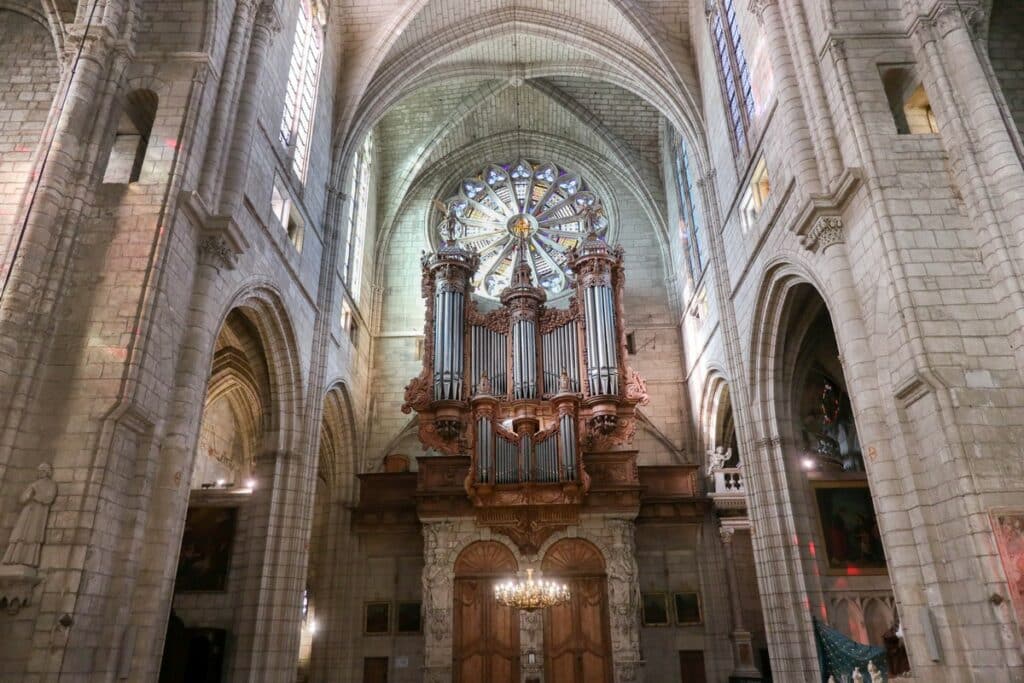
[542,538,613,683]
[453,541,521,683]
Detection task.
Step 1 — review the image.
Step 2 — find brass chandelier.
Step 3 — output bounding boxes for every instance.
[494,569,570,611]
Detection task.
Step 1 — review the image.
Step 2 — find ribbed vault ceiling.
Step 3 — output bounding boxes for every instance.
[345,0,705,277]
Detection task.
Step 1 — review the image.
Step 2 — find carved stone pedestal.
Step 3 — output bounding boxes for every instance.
[0,565,43,614]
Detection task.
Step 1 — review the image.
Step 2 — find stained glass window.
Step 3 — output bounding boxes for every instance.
[675,140,704,278]
[280,0,322,181]
[434,160,609,301]
[711,0,755,151]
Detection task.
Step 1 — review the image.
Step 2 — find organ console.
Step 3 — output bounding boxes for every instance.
[402,197,648,508]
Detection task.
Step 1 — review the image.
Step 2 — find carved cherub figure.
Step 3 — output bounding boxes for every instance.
[705,446,731,475]
[852,666,864,683]
[867,661,883,683]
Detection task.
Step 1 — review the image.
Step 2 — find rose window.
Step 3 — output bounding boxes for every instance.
[435,160,609,300]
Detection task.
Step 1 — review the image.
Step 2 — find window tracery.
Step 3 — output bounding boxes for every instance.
[280,0,322,181]
[709,0,755,151]
[674,139,704,279]
[434,160,609,301]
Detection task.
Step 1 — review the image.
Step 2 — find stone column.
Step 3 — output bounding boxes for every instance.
[219,0,282,214]
[422,521,455,683]
[719,526,762,681]
[747,0,824,195]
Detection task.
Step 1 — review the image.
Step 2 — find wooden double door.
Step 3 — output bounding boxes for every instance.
[543,539,613,683]
[451,539,613,683]
[453,542,521,683]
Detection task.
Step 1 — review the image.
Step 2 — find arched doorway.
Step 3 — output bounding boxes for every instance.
[453,541,520,683]
[542,538,613,683]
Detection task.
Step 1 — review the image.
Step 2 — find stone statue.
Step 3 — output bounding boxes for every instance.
[852,666,864,682]
[867,661,883,683]
[706,446,730,475]
[2,463,57,570]
[557,368,571,394]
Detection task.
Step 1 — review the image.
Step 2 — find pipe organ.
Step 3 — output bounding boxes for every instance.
[403,205,648,509]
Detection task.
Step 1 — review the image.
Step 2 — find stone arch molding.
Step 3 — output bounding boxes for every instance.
[318,381,357,499]
[213,281,307,456]
[698,370,733,457]
[747,259,839,400]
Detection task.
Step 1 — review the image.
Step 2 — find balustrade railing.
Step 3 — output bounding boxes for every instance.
[711,467,745,495]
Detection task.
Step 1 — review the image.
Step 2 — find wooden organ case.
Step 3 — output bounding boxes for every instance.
[402,207,650,552]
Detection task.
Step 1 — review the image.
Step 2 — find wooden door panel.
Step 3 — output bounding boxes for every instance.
[549,653,575,682]
[362,657,388,683]
[582,652,606,681]
[678,650,707,683]
[543,576,611,683]
[454,577,520,683]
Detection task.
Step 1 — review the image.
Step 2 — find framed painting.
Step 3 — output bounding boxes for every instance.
[175,506,238,592]
[396,601,422,633]
[673,591,702,625]
[364,601,390,635]
[991,511,1024,632]
[812,481,887,575]
[641,593,670,626]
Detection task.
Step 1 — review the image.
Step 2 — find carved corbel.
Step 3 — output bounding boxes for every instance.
[802,215,844,253]
[181,191,250,270]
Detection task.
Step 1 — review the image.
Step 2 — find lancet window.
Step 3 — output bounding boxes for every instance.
[675,138,705,279]
[709,0,755,151]
[343,136,372,303]
[280,0,322,181]
[433,160,609,301]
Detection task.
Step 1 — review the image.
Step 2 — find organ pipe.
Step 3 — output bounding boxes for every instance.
[406,207,648,489]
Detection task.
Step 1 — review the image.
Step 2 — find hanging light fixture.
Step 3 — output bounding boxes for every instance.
[494,568,570,611]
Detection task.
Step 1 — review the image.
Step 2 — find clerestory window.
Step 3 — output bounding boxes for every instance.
[709,0,755,152]
[675,138,705,280]
[343,136,373,303]
[280,0,322,182]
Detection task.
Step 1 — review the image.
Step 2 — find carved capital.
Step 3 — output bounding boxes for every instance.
[826,37,847,64]
[719,526,736,545]
[927,2,986,39]
[803,215,844,253]
[747,0,775,24]
[254,1,283,38]
[198,235,237,270]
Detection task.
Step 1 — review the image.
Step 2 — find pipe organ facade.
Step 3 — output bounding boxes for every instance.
[403,205,649,511]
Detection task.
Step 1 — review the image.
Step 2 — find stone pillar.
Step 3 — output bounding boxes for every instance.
[605,518,643,683]
[422,521,455,683]
[719,526,762,682]
[219,0,282,214]
[747,0,824,195]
